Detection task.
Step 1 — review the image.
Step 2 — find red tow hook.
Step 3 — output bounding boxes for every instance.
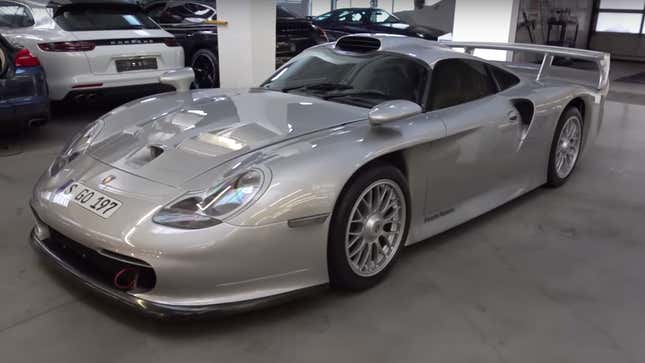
[113,267,140,290]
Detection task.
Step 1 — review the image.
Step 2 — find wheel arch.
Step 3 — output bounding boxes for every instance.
[563,95,591,152]
[334,150,409,208]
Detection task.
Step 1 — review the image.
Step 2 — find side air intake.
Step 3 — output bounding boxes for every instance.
[336,36,381,53]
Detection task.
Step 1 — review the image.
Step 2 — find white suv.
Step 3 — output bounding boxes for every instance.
[0,0,185,101]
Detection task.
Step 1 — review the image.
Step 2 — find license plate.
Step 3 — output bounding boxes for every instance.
[115,58,158,72]
[63,183,122,219]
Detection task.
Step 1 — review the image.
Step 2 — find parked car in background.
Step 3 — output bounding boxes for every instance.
[0,33,48,131]
[142,0,328,88]
[311,8,443,41]
[0,0,185,101]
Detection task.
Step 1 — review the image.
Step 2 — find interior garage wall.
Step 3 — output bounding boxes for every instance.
[515,0,594,49]
[590,33,645,61]
[278,0,311,17]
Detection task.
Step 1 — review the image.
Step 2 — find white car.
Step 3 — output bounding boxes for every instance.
[0,0,185,101]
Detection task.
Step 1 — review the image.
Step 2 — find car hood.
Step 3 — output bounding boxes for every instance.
[90,88,368,187]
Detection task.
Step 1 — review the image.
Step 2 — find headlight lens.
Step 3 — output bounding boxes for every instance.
[153,169,264,229]
[50,120,103,176]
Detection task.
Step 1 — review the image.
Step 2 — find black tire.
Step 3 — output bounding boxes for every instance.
[190,48,219,89]
[328,163,410,291]
[547,106,584,187]
[0,46,8,78]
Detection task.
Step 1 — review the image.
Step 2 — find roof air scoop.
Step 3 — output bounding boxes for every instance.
[335,36,381,53]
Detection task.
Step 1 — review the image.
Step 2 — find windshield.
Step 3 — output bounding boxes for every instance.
[262,47,428,108]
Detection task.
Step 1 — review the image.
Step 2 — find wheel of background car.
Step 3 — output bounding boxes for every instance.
[0,46,7,78]
[328,163,410,290]
[547,106,584,187]
[191,49,219,89]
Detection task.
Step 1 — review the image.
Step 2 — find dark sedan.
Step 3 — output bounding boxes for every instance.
[0,34,49,132]
[142,1,328,88]
[312,8,442,41]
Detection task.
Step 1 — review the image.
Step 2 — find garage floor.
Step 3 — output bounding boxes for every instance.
[1,98,645,363]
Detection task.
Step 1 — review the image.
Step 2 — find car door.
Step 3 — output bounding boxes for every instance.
[422,58,527,220]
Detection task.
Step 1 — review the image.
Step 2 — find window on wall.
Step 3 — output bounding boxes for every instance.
[351,0,372,7]
[336,0,351,9]
[594,0,645,34]
[379,0,394,12]
[392,0,414,12]
[311,0,331,15]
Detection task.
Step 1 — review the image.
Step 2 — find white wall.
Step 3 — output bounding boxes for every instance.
[217,0,277,88]
[452,0,520,60]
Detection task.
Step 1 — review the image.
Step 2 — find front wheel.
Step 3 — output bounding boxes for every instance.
[547,107,584,187]
[328,164,410,290]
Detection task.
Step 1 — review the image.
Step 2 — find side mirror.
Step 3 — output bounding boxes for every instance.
[160,67,195,92]
[368,100,422,126]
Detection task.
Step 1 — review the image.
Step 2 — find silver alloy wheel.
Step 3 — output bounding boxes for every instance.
[345,179,406,277]
[555,116,582,179]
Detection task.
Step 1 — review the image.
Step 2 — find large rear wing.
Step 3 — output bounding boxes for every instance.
[439,41,611,92]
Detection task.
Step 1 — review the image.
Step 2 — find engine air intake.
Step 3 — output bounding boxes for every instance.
[336,36,381,53]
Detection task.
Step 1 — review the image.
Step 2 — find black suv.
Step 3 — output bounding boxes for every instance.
[142,1,328,88]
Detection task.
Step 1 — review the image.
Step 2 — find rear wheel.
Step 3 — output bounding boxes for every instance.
[547,107,583,187]
[0,46,8,78]
[328,164,410,290]
[190,49,219,89]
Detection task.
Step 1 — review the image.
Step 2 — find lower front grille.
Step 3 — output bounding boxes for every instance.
[43,228,156,293]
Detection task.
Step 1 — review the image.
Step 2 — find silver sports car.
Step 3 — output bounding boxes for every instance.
[30,34,610,317]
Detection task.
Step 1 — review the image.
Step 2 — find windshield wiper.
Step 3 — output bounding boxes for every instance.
[281,82,353,93]
[322,90,389,100]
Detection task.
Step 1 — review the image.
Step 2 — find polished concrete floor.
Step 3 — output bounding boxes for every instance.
[1,98,644,363]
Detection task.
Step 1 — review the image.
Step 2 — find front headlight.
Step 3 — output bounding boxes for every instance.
[50,120,104,176]
[153,169,265,229]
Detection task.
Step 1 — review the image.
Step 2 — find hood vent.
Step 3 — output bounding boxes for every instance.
[336,36,381,53]
[125,145,165,168]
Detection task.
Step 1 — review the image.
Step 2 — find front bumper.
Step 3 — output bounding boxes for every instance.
[30,228,324,318]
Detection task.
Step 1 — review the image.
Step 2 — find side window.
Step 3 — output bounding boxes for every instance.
[350,55,429,105]
[0,2,35,28]
[487,65,520,91]
[313,12,332,22]
[338,10,365,24]
[428,59,497,110]
[371,10,395,23]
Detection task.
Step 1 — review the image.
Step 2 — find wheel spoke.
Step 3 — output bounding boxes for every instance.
[358,243,371,270]
[347,234,362,249]
[555,116,582,179]
[344,179,407,277]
